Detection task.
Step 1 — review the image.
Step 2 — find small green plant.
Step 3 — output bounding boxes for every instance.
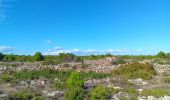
[1,73,12,82]
[65,87,84,100]
[162,76,170,83]
[123,87,138,95]
[90,85,107,100]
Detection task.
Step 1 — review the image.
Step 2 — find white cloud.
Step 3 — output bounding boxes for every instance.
[44,47,163,56]
[0,46,15,52]
[43,47,131,55]
[54,47,63,50]
[44,40,52,44]
[136,49,143,52]
[86,49,97,52]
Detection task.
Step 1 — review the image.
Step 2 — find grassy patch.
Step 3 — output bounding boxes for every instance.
[1,68,110,90]
[11,69,110,81]
[111,62,156,80]
[52,81,66,90]
[141,89,170,97]
[10,88,44,100]
[123,87,138,95]
[162,76,170,83]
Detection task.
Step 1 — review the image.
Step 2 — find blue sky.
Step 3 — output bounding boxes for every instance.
[0,0,170,55]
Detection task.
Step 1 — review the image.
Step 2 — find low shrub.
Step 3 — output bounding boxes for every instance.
[112,58,126,65]
[9,89,44,100]
[65,72,84,100]
[1,73,12,82]
[123,87,138,95]
[112,62,156,80]
[52,81,66,90]
[162,76,170,83]
[8,68,110,83]
[90,85,107,100]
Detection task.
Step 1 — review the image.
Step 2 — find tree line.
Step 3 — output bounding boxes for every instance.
[0,52,113,63]
[0,52,44,62]
[0,51,169,63]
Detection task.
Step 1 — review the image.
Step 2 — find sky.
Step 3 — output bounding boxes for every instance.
[0,0,170,55]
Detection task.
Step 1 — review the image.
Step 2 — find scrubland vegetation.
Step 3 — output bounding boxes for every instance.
[0,51,169,100]
[112,62,156,80]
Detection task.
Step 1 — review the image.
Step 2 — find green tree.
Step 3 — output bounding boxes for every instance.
[0,52,4,61]
[33,52,44,61]
[57,53,77,63]
[90,85,107,100]
[3,54,15,62]
[75,57,84,62]
[105,53,112,57]
[166,53,170,58]
[157,51,166,58]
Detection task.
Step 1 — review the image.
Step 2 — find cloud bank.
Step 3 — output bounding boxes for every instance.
[43,47,131,55]
[0,46,15,52]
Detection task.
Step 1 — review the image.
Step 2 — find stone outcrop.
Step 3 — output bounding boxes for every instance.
[111,92,134,100]
[153,64,170,75]
[128,78,148,86]
[0,58,119,73]
[42,90,64,99]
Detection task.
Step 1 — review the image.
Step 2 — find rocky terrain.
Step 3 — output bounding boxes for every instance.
[0,54,170,100]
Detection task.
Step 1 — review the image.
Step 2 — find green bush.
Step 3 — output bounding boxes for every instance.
[0,53,4,61]
[157,51,166,58]
[65,87,84,100]
[11,68,110,82]
[112,62,156,80]
[112,58,126,65]
[3,54,15,62]
[157,61,164,65]
[90,85,107,100]
[141,89,170,97]
[162,76,170,83]
[33,52,44,61]
[13,68,72,81]
[57,53,78,63]
[66,72,84,88]
[10,89,44,100]
[65,72,84,100]
[1,73,12,82]
[166,53,170,58]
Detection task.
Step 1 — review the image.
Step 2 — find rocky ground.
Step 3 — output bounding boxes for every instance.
[0,58,169,100]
